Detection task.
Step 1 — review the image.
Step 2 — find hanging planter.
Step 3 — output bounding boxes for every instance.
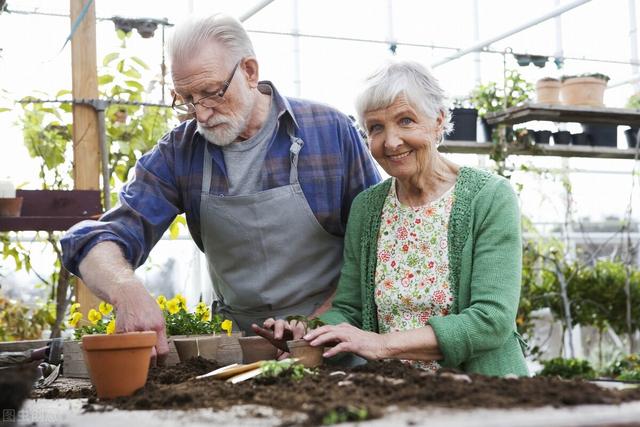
[82,331,156,399]
[536,77,561,104]
[560,74,609,107]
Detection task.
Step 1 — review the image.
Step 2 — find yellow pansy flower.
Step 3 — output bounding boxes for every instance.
[175,294,187,310]
[88,309,102,325]
[166,298,180,315]
[221,319,233,336]
[68,312,82,327]
[199,308,210,322]
[106,318,116,335]
[99,301,113,316]
[156,295,167,310]
[70,303,81,314]
[195,302,207,315]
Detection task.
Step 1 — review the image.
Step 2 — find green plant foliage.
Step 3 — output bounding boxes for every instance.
[470,70,533,117]
[538,357,596,380]
[603,353,640,380]
[321,406,370,425]
[285,315,326,334]
[0,293,55,341]
[626,93,640,109]
[259,358,316,381]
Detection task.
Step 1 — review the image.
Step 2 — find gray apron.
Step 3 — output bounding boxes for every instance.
[199,124,344,333]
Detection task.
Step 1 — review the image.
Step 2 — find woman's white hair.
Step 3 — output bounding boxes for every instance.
[168,14,255,70]
[355,60,453,136]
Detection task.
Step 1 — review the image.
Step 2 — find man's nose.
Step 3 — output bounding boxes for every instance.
[194,103,214,124]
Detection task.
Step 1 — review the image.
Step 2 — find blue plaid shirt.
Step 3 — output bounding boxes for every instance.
[61,82,381,276]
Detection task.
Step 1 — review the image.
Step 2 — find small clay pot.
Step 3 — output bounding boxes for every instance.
[82,331,156,399]
[237,336,278,364]
[0,197,23,217]
[173,335,221,362]
[287,339,323,368]
[536,78,561,104]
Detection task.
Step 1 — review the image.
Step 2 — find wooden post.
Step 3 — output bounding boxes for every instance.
[70,0,102,316]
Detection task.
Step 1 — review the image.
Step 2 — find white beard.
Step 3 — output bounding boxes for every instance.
[197,87,255,147]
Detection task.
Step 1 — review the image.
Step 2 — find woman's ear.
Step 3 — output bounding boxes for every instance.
[241,57,260,89]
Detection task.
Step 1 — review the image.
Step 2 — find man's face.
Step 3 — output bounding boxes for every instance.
[171,41,254,146]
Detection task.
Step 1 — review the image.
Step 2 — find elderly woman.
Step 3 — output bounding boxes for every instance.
[255,60,528,377]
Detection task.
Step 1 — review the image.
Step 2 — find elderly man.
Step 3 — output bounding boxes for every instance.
[61,14,380,360]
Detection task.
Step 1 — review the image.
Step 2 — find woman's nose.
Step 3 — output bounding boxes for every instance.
[384,131,403,150]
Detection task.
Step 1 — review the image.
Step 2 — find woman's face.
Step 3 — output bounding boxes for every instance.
[364,95,442,182]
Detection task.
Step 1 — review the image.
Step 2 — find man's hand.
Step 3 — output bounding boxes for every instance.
[78,241,169,366]
[112,281,169,366]
[251,318,307,357]
[303,323,387,360]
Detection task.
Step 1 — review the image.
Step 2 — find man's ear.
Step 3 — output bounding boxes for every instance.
[241,57,260,89]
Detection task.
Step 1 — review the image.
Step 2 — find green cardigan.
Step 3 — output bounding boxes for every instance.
[320,167,529,377]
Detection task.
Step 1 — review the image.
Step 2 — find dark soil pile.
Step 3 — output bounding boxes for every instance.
[96,358,640,425]
[0,362,38,413]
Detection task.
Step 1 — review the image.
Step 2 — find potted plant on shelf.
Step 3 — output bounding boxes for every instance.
[560,73,609,107]
[445,97,478,142]
[159,294,233,363]
[470,70,533,142]
[0,179,23,217]
[284,315,326,368]
[535,77,561,104]
[82,330,157,399]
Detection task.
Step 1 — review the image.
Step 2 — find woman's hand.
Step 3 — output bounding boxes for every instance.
[304,323,388,360]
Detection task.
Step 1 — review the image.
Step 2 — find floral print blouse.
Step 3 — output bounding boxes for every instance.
[374,178,455,371]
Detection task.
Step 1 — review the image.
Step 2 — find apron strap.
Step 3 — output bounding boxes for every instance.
[286,121,304,185]
[202,142,213,194]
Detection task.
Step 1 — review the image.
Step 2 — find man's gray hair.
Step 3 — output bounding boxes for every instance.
[355,60,453,135]
[168,14,256,69]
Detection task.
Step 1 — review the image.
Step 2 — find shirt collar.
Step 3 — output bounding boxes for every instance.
[258,80,299,129]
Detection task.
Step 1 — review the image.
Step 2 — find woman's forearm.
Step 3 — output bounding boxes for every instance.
[381,326,443,361]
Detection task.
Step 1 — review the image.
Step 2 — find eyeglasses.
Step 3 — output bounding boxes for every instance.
[172,60,241,114]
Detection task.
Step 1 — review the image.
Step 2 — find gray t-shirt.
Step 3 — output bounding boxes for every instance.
[222,86,278,195]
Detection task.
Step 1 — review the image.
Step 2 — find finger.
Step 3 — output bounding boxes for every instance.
[252,324,275,340]
[323,342,351,358]
[291,323,306,340]
[155,327,169,365]
[309,330,343,347]
[304,325,335,341]
[274,320,285,340]
[263,318,276,329]
[150,346,158,367]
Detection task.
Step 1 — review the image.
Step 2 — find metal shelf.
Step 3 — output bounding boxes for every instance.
[484,103,640,126]
[439,141,639,160]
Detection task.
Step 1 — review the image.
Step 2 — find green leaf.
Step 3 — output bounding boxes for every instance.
[0,107,10,113]
[130,56,149,70]
[98,75,115,85]
[55,89,72,98]
[123,68,142,79]
[103,52,120,66]
[125,80,144,91]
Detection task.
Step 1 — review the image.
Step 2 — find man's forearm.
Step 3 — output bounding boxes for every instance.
[78,241,138,303]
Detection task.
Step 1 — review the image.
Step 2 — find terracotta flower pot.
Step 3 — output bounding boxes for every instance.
[287,339,324,368]
[173,335,221,362]
[0,197,23,217]
[238,336,278,364]
[536,79,561,104]
[560,77,607,107]
[82,331,156,399]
